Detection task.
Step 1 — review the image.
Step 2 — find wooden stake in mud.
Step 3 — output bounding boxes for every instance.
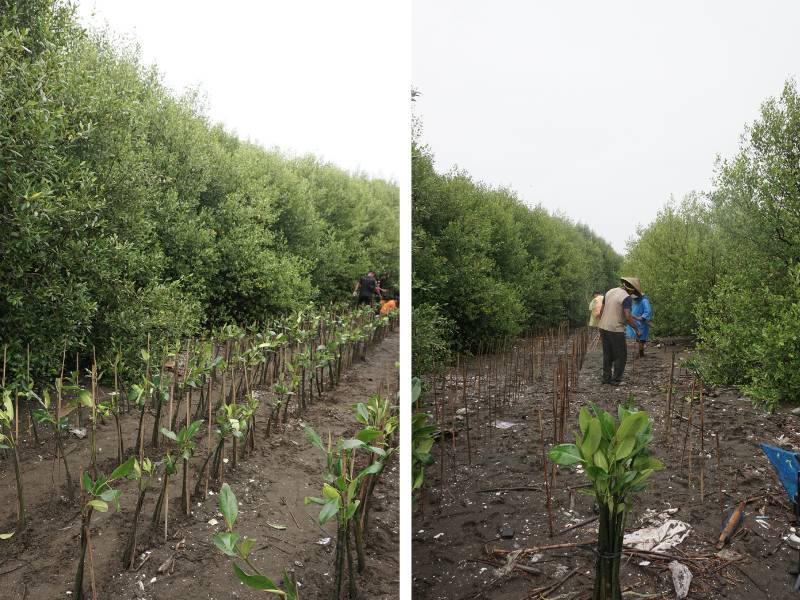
[538,407,555,537]
[699,381,705,502]
[462,362,472,466]
[664,353,675,443]
[205,363,213,498]
[449,370,457,472]
[716,430,722,514]
[90,347,98,475]
[438,369,446,495]
[680,377,696,473]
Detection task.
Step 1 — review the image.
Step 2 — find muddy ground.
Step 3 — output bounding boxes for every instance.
[0,329,399,600]
[413,332,799,599]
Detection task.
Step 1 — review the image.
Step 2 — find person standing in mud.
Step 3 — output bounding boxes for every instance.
[588,290,603,327]
[626,292,653,357]
[353,271,378,306]
[597,277,642,385]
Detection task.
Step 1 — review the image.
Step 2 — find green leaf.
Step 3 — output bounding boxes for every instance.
[578,407,591,435]
[594,450,609,472]
[319,498,340,524]
[266,523,287,530]
[99,489,119,503]
[238,536,256,558]
[0,532,14,540]
[187,419,204,438]
[356,461,384,481]
[110,456,135,480]
[596,409,616,439]
[219,483,238,530]
[87,499,108,512]
[336,438,365,451]
[346,500,360,520]
[322,483,340,500]
[82,471,93,494]
[355,403,369,424]
[616,412,648,442]
[548,443,582,465]
[356,427,382,443]
[78,390,93,408]
[232,563,280,591]
[614,436,636,462]
[581,419,602,457]
[304,426,325,452]
[212,531,239,557]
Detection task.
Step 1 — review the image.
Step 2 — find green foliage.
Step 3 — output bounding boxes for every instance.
[623,194,721,335]
[303,426,384,526]
[624,80,800,410]
[550,404,662,599]
[212,483,297,598]
[160,420,204,460]
[412,142,621,373]
[411,377,436,494]
[80,456,135,515]
[0,0,398,384]
[550,404,663,507]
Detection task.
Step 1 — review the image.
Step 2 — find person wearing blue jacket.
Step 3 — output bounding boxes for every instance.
[625,293,653,357]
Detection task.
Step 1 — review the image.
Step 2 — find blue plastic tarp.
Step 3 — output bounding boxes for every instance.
[760,443,800,502]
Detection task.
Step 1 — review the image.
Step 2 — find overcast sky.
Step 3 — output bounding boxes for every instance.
[414,0,800,254]
[76,0,407,182]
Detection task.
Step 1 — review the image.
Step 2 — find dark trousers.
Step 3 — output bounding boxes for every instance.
[600,329,627,382]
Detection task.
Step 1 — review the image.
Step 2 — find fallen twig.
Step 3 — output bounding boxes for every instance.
[489,540,595,557]
[555,515,598,537]
[474,485,543,494]
[525,565,580,599]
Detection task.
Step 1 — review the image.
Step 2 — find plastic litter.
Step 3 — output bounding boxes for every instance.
[668,561,692,599]
[624,519,690,552]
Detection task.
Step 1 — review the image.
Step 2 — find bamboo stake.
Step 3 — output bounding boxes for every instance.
[462,361,471,466]
[665,353,675,444]
[539,407,555,537]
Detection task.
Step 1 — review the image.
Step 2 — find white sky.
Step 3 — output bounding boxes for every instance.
[414,0,800,253]
[75,0,407,182]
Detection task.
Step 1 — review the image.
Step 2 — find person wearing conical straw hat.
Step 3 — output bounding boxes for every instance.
[597,276,642,385]
[626,287,653,358]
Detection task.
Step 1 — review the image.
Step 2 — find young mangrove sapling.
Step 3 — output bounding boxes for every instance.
[549,404,664,600]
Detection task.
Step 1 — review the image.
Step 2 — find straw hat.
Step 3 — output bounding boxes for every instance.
[620,276,642,296]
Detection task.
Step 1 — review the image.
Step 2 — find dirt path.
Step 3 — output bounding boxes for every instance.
[0,329,399,600]
[413,332,799,599]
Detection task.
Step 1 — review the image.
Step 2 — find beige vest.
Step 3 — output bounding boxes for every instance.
[598,287,630,333]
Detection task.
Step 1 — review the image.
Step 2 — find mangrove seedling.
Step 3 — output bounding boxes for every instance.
[304,426,384,599]
[74,457,135,600]
[151,452,178,541]
[352,394,398,572]
[194,403,243,497]
[97,391,124,466]
[122,458,155,569]
[238,392,259,459]
[411,378,436,499]
[0,388,26,532]
[549,404,664,600]
[160,419,203,515]
[212,483,299,598]
[33,388,75,500]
